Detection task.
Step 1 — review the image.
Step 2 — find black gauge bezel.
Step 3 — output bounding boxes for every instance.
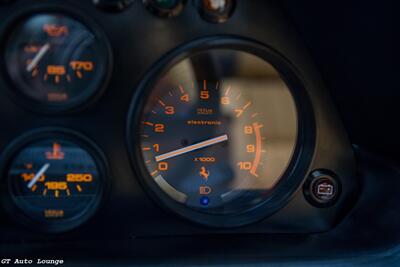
[0,128,109,233]
[195,0,236,23]
[127,36,316,228]
[143,0,187,18]
[0,6,113,114]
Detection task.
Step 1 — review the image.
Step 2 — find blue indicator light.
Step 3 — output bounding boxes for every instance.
[200,196,210,206]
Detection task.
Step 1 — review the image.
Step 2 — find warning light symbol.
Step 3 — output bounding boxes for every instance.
[199,186,212,195]
[45,143,65,160]
[199,166,210,181]
[25,163,33,169]
[43,24,69,37]
[317,183,334,196]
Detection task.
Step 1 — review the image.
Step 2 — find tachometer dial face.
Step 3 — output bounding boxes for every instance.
[2,133,105,232]
[130,45,302,226]
[4,13,110,111]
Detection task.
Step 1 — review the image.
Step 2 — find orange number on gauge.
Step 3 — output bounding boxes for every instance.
[238,162,252,170]
[154,124,165,133]
[165,106,175,115]
[66,174,93,182]
[70,61,94,71]
[45,181,68,190]
[21,173,45,182]
[246,145,255,153]
[221,96,230,105]
[200,90,209,100]
[153,144,160,152]
[181,94,190,102]
[47,65,66,75]
[244,126,253,134]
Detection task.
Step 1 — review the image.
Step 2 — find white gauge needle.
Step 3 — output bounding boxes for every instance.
[27,163,50,189]
[26,43,50,72]
[155,134,228,162]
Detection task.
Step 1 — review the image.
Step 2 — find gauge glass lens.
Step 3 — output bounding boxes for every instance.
[137,49,298,215]
[4,13,109,109]
[7,138,102,226]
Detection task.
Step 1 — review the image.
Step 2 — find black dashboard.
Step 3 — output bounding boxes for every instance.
[0,0,397,266]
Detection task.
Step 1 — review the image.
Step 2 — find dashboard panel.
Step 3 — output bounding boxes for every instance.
[0,0,396,266]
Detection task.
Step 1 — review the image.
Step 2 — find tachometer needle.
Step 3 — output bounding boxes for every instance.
[26,43,50,72]
[155,134,228,162]
[27,163,50,189]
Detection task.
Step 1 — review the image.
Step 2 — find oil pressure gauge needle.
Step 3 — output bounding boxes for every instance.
[26,43,50,72]
[27,163,50,189]
[155,134,228,162]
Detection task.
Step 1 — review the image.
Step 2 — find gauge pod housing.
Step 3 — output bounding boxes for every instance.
[1,9,112,114]
[0,128,109,233]
[127,37,319,227]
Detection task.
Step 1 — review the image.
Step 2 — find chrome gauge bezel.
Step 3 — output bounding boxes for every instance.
[0,6,113,114]
[127,37,316,228]
[0,128,109,233]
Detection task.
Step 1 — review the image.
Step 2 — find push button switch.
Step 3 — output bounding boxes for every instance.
[198,0,235,23]
[304,170,341,207]
[143,0,186,18]
[93,0,134,12]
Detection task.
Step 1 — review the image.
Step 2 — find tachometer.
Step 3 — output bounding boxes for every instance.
[140,80,274,211]
[3,13,111,112]
[128,39,310,227]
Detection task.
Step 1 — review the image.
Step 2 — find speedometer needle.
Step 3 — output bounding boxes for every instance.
[155,134,228,162]
[26,43,50,72]
[27,163,50,189]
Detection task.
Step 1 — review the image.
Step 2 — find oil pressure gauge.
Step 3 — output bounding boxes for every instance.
[0,130,107,233]
[3,13,111,112]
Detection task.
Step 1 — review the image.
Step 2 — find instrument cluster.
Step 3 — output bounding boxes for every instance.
[0,0,358,237]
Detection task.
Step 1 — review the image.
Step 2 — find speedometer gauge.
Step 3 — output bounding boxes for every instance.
[128,39,314,227]
[0,129,107,233]
[3,13,111,112]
